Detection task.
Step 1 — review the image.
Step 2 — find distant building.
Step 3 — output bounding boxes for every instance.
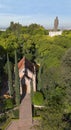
[49,31,62,37]
[0,28,6,31]
[49,17,62,37]
[18,57,36,96]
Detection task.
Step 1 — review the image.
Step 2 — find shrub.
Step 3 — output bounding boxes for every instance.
[34,107,42,117]
[0,113,8,125]
[4,98,14,110]
[13,109,19,119]
[33,91,44,106]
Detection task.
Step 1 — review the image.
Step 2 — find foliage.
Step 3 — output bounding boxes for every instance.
[0,45,6,88]
[30,79,33,103]
[7,21,22,34]
[4,61,14,74]
[61,48,71,109]
[33,107,42,117]
[1,118,11,130]
[39,87,66,130]
[1,22,71,129]
[63,113,71,130]
[3,98,14,110]
[0,108,19,129]
[7,53,14,96]
[37,62,61,93]
[0,113,8,126]
[12,109,19,119]
[33,92,44,105]
[0,110,14,130]
[23,41,37,61]
[27,24,48,35]
[14,50,20,106]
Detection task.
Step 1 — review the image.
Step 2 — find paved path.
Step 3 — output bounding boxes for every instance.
[5,120,19,130]
[20,94,32,123]
[6,94,34,130]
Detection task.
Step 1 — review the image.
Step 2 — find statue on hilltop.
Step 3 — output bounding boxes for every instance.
[54,16,59,31]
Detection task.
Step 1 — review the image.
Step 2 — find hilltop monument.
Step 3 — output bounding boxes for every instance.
[49,16,62,37]
[54,16,59,31]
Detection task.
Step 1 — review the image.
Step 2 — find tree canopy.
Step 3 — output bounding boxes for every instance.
[1,22,71,129]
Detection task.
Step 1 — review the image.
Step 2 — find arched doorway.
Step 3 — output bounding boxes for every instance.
[21,77,27,100]
[22,84,27,97]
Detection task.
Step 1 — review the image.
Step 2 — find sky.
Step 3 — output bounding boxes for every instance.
[0,0,71,29]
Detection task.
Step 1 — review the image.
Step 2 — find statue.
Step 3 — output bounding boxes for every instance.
[54,17,59,31]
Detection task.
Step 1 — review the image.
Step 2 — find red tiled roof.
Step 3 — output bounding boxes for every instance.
[18,57,25,69]
[18,57,34,73]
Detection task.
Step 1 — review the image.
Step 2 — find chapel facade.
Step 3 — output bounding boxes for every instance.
[18,57,36,97]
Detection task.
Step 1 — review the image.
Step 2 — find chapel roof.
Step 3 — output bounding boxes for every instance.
[18,57,34,73]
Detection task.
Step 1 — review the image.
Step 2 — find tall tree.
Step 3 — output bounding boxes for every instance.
[14,50,20,106]
[30,79,33,103]
[62,48,71,107]
[7,53,13,96]
[39,87,66,130]
[7,53,14,96]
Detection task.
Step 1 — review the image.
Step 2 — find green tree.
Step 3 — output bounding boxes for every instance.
[39,87,66,130]
[27,23,48,35]
[6,21,22,34]
[61,48,71,110]
[0,45,6,91]
[7,53,13,96]
[14,50,20,106]
[30,79,33,103]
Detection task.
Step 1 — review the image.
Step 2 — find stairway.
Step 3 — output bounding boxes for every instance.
[19,94,32,126]
[6,94,33,130]
[5,121,19,130]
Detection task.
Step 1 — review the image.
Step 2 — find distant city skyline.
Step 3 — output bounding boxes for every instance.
[0,0,71,29]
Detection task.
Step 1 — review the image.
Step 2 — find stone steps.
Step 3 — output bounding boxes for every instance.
[19,94,32,124]
[6,121,19,130]
[5,94,33,130]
